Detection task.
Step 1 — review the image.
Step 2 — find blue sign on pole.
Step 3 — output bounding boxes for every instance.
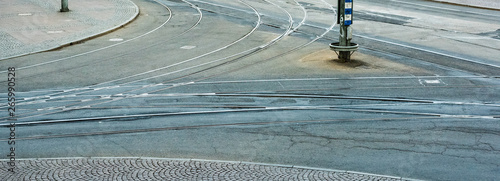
[345,0,353,25]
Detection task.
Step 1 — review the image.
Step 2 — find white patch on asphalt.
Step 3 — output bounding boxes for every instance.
[180,46,196,49]
[47,30,64,34]
[424,80,441,84]
[109,38,124,42]
[18,13,32,16]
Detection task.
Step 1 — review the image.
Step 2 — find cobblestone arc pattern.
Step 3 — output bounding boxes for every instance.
[0,158,413,181]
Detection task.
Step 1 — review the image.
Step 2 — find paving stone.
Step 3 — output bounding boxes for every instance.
[0,158,418,180]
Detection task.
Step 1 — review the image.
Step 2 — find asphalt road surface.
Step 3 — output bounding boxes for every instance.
[1,0,500,180]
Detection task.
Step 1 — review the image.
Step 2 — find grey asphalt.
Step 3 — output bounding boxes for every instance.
[1,0,500,180]
[431,0,500,10]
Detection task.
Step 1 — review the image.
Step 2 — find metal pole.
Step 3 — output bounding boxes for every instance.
[339,0,350,62]
[329,0,358,62]
[339,27,351,61]
[61,0,69,12]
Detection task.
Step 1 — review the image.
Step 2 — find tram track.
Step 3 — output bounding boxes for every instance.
[0,0,174,73]
[0,0,309,121]
[2,1,500,180]
[6,75,500,116]
[4,0,500,124]
[1,116,440,141]
[2,1,498,108]
[4,89,499,125]
[0,0,260,111]
[1,0,498,127]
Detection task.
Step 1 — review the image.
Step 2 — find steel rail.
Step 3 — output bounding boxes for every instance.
[0,0,293,121]
[6,81,500,121]
[109,0,298,87]
[0,0,206,111]
[0,0,256,109]
[5,75,494,95]
[140,0,336,95]
[0,0,175,74]
[1,0,306,113]
[3,97,496,126]
[0,116,440,141]
[4,0,496,124]
[0,0,333,121]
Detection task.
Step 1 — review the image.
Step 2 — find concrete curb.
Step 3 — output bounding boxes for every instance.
[0,0,140,61]
[1,157,424,181]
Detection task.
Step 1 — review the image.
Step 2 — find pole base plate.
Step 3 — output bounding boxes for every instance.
[329,42,359,52]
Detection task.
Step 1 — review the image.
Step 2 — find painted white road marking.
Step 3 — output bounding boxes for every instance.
[180,45,196,49]
[109,38,124,42]
[424,80,441,84]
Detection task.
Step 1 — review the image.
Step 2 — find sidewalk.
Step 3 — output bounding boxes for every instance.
[431,0,500,10]
[0,0,139,60]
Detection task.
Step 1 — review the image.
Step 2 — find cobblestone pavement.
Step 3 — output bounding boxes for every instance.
[0,158,419,180]
[0,0,139,60]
